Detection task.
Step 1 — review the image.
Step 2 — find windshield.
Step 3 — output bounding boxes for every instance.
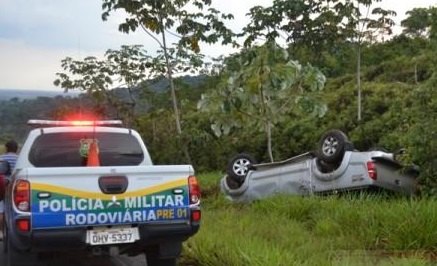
[28,132,144,167]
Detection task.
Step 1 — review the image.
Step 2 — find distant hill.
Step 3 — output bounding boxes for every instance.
[0,89,79,101]
[0,75,206,101]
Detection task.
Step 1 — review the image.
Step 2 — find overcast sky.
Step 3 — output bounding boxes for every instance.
[0,0,435,91]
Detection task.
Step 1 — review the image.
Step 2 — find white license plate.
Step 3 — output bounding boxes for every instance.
[86,227,140,246]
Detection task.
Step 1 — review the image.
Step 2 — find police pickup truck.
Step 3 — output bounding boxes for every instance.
[0,120,200,266]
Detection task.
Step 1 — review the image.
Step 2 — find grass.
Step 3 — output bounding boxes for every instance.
[181,172,437,265]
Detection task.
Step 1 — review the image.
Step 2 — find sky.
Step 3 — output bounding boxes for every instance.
[0,0,435,91]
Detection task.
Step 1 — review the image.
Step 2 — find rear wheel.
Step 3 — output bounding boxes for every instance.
[144,243,180,266]
[226,153,257,184]
[316,158,340,173]
[6,239,35,266]
[317,130,348,164]
[224,175,242,189]
[145,249,177,266]
[3,221,8,253]
[146,256,177,266]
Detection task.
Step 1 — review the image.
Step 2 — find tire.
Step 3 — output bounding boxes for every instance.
[145,250,177,266]
[316,158,339,173]
[317,130,348,164]
[226,153,257,184]
[146,257,177,266]
[144,243,180,266]
[3,221,8,253]
[225,175,242,190]
[6,239,34,266]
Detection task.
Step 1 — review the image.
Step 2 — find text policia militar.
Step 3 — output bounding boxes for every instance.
[37,194,189,225]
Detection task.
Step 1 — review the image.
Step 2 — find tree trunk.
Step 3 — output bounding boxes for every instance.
[160,21,192,164]
[266,121,273,162]
[152,119,156,143]
[357,43,362,122]
[126,86,136,127]
[415,62,418,84]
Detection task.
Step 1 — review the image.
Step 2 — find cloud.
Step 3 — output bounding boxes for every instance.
[0,38,100,91]
[0,0,155,51]
[0,0,435,91]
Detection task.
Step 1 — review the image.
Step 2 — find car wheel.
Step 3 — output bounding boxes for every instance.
[316,158,340,173]
[225,175,242,190]
[317,130,348,164]
[146,256,177,266]
[6,239,35,266]
[226,153,257,184]
[3,221,8,253]
[145,249,177,266]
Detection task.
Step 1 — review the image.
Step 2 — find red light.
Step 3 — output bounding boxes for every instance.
[16,218,30,232]
[14,180,30,212]
[188,176,200,204]
[27,120,122,127]
[191,210,201,222]
[367,161,377,180]
[70,121,95,126]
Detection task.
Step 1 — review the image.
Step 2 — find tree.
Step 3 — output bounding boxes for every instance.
[401,8,433,38]
[342,0,396,121]
[101,0,236,163]
[198,42,326,162]
[240,0,396,122]
[54,45,150,126]
[242,0,358,62]
[402,70,437,196]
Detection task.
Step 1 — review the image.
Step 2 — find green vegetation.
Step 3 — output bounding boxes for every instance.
[1,1,436,264]
[181,173,437,265]
[1,2,436,195]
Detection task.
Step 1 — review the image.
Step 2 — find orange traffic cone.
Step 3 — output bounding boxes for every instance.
[87,141,100,167]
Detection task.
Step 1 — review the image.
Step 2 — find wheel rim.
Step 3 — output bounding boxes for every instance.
[322,136,338,157]
[232,158,251,176]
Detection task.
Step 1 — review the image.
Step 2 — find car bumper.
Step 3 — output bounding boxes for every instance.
[9,222,200,253]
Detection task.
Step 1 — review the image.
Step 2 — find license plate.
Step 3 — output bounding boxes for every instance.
[86,227,140,246]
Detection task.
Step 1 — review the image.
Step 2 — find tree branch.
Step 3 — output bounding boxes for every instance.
[140,24,165,49]
[165,29,183,39]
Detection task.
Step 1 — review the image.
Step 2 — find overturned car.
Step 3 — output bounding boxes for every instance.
[221,130,419,202]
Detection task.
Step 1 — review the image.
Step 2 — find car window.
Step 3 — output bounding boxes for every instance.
[29,132,144,167]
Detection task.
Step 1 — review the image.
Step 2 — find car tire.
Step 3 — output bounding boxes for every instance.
[145,249,177,266]
[6,239,35,266]
[3,221,8,253]
[317,130,348,164]
[316,158,339,173]
[226,153,257,184]
[146,256,177,266]
[225,175,242,190]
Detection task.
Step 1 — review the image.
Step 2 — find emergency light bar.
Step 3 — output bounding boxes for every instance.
[27,120,123,127]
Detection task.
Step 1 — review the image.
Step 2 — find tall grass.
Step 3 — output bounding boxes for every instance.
[182,173,437,265]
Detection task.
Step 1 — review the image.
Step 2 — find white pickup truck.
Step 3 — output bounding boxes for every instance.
[1,120,201,266]
[222,130,418,202]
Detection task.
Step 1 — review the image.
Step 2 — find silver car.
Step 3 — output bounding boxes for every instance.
[221,130,418,202]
